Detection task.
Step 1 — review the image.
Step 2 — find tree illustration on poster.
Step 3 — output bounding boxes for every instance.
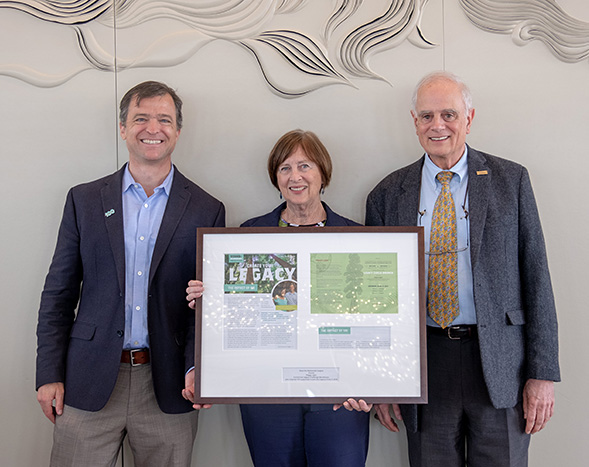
[344,253,363,313]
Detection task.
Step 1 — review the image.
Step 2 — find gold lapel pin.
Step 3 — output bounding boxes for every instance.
[476,170,488,175]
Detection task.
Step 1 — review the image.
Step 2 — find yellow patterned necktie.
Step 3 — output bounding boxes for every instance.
[428,171,459,328]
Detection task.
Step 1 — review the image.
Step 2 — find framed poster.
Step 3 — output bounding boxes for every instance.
[195,226,426,404]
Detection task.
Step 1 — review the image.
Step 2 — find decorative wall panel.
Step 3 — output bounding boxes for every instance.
[1,0,587,95]
[460,0,589,63]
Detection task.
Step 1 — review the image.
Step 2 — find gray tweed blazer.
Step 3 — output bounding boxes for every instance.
[365,146,560,432]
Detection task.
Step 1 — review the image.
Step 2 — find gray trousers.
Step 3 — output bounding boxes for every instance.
[406,329,530,467]
[50,363,198,467]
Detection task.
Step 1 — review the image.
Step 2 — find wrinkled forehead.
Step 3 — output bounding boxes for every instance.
[416,79,466,112]
[129,95,177,120]
[131,93,173,110]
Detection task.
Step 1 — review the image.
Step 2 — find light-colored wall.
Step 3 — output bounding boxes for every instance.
[1,1,587,465]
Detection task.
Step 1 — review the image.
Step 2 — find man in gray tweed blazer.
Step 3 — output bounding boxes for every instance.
[363,72,560,466]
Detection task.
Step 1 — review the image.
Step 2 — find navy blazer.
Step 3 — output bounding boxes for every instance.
[366,146,560,432]
[36,165,225,414]
[241,202,359,227]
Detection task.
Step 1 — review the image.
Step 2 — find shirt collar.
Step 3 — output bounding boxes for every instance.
[423,145,469,187]
[123,163,175,196]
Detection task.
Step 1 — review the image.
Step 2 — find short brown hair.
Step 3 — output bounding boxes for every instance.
[119,81,183,129]
[267,130,333,190]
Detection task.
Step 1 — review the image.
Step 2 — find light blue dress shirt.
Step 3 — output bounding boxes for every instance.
[122,165,174,349]
[419,146,476,326]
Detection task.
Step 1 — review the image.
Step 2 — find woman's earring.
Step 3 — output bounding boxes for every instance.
[321,184,325,195]
[279,191,283,199]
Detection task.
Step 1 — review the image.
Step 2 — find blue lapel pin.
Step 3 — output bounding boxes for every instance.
[104,209,115,217]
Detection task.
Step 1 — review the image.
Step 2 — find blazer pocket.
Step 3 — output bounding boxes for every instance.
[485,207,517,227]
[505,309,526,326]
[70,321,96,340]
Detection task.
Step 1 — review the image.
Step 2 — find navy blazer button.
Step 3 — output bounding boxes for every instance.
[117,330,124,337]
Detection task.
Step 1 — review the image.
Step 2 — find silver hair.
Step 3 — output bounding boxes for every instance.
[411,71,473,115]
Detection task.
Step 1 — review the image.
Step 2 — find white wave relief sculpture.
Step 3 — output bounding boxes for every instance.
[0,0,437,95]
[460,0,589,63]
[337,0,435,80]
[1,0,586,95]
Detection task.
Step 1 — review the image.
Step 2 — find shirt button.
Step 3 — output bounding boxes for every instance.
[135,306,141,311]
[144,203,149,208]
[137,271,143,276]
[139,236,145,241]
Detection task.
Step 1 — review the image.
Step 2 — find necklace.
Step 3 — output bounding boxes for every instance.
[279,217,326,227]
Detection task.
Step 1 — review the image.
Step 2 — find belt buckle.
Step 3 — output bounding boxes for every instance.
[447,326,461,340]
[130,349,143,366]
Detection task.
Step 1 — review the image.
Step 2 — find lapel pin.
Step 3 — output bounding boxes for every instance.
[104,209,115,217]
[476,170,488,175]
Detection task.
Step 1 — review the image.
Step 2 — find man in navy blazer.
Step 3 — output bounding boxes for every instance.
[36,81,225,466]
[364,72,560,466]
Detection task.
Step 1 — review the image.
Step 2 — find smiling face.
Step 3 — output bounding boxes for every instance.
[411,78,475,169]
[277,146,323,209]
[120,94,180,169]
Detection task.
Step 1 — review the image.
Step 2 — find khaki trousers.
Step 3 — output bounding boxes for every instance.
[50,363,198,467]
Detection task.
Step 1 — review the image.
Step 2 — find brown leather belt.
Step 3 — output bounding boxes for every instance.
[121,349,150,366]
[427,325,477,340]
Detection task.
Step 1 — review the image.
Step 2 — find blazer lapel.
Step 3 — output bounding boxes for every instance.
[149,167,191,285]
[101,167,126,294]
[399,157,424,226]
[466,147,490,270]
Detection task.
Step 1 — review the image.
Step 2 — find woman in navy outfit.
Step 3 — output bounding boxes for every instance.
[239,130,370,467]
[187,130,369,466]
